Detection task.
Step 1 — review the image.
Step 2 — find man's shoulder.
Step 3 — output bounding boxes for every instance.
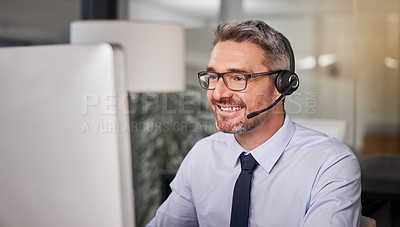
[288,123,360,178]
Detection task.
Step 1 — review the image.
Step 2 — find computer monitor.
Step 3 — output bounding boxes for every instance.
[0,43,135,227]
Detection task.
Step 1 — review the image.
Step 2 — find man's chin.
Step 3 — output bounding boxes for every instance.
[216,120,246,134]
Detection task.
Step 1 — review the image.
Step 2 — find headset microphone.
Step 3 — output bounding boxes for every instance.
[246,79,298,119]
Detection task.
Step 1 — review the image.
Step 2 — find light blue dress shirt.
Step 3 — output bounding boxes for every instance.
[147,115,361,227]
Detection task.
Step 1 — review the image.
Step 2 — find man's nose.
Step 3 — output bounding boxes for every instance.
[212,77,233,100]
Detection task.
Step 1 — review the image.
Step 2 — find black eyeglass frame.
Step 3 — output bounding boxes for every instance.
[197,70,281,91]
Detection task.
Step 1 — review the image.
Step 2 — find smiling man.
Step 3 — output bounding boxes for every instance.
[147,20,361,227]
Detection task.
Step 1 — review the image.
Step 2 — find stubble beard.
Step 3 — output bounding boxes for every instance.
[212,98,270,134]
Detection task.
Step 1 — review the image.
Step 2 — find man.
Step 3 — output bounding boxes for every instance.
[147,20,361,227]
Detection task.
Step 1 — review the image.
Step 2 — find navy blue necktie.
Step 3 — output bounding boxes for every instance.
[230,153,259,227]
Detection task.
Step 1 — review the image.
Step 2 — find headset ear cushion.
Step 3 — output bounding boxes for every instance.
[275,70,299,95]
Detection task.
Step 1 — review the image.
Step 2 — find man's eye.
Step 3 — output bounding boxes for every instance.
[234,76,245,81]
[209,75,218,80]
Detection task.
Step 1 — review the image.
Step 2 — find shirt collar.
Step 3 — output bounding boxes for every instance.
[225,113,296,173]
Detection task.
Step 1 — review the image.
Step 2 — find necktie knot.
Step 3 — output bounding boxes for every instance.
[239,153,258,171]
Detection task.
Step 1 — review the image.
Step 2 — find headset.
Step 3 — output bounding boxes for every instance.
[275,36,299,95]
[246,34,299,119]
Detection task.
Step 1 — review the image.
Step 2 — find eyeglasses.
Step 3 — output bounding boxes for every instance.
[197,70,280,91]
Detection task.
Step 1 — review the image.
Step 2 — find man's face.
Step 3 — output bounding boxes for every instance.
[207,40,280,134]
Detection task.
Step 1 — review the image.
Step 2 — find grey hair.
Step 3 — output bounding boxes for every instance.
[212,20,291,72]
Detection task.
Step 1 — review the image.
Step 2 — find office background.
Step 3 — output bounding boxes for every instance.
[1,0,399,226]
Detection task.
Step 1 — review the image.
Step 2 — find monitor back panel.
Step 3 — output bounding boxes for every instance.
[0,43,134,227]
